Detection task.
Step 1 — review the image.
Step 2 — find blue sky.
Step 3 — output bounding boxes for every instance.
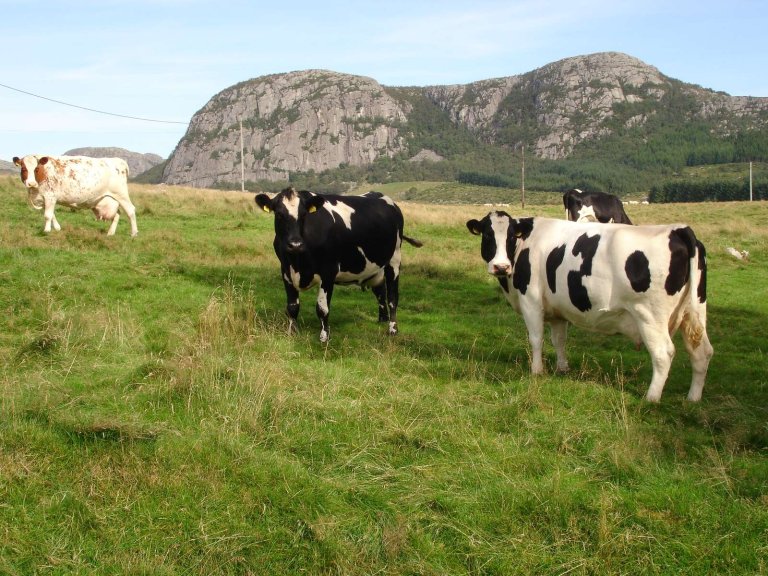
[1,0,766,163]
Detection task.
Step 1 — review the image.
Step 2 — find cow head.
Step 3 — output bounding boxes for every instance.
[466,211,533,277]
[13,155,50,189]
[255,187,325,254]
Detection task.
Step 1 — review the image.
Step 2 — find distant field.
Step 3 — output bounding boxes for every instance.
[1,176,767,575]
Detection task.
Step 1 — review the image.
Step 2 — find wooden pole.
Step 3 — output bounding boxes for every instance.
[750,161,753,201]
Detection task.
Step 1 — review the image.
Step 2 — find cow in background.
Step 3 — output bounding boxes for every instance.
[256,187,422,342]
[563,188,633,224]
[466,212,712,402]
[13,155,138,236]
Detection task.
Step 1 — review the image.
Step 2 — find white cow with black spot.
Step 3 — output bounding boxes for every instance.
[467,212,713,402]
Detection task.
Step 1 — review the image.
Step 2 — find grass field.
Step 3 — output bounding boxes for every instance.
[1,175,767,575]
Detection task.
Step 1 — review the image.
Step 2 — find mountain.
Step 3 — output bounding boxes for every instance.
[64,147,164,177]
[163,52,768,189]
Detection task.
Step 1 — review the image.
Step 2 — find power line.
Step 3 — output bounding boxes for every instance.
[0,82,188,125]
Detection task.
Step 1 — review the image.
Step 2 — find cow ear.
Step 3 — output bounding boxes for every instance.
[38,156,50,165]
[254,193,273,213]
[512,218,534,239]
[305,196,325,214]
[466,219,483,235]
[13,156,20,166]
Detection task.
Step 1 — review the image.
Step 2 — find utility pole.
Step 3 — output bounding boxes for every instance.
[240,120,245,193]
[750,161,753,201]
[521,144,526,209]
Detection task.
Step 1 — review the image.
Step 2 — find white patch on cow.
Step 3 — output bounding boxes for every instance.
[323,201,355,230]
[488,212,512,275]
[281,193,301,220]
[288,266,320,290]
[575,205,598,222]
[317,287,329,316]
[389,230,402,278]
[336,248,385,287]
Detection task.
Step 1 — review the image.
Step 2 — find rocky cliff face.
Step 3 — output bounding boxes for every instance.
[65,147,164,177]
[164,52,768,186]
[164,70,409,187]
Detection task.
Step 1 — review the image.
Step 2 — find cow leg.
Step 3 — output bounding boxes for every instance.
[106,213,120,236]
[549,319,570,372]
[637,323,676,402]
[43,197,59,232]
[383,265,399,336]
[316,278,334,343]
[116,198,138,237]
[283,279,300,335]
[682,322,713,402]
[372,283,389,323]
[521,307,546,374]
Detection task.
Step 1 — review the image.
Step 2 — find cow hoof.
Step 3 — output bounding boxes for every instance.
[388,321,398,336]
[319,329,329,343]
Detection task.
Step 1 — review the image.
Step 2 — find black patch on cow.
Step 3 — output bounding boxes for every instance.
[546,244,566,293]
[512,218,535,240]
[665,227,696,295]
[337,246,368,275]
[567,233,601,312]
[497,276,510,294]
[625,251,651,293]
[512,248,531,294]
[696,240,707,303]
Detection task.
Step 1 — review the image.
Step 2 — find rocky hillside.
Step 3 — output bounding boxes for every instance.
[164,71,409,187]
[163,52,768,187]
[65,147,164,177]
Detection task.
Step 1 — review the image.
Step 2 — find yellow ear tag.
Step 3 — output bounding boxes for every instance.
[308,205,317,214]
[262,206,271,213]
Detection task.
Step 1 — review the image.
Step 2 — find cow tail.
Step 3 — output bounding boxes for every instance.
[679,227,706,348]
[403,235,423,248]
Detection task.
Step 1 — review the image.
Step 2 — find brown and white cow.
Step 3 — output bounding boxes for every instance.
[13,155,138,236]
[467,212,712,402]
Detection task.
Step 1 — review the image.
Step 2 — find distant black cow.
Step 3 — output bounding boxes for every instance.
[563,188,633,224]
[256,187,422,342]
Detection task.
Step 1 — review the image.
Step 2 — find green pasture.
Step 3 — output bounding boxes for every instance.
[1,176,766,575]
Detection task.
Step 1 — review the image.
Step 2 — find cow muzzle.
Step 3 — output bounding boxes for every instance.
[490,262,511,277]
[286,240,305,254]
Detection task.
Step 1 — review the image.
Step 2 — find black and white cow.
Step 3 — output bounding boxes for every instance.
[563,188,633,224]
[466,212,713,402]
[256,187,422,342]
